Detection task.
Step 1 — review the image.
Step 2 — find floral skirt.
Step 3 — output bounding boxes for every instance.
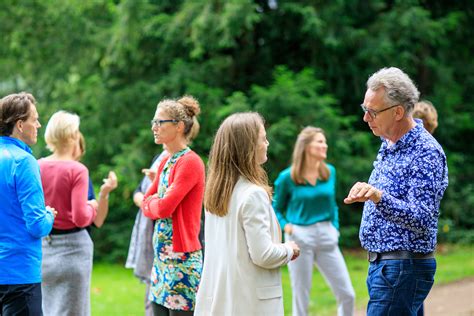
[149,218,202,311]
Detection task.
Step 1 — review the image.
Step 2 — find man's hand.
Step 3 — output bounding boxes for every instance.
[344,182,382,204]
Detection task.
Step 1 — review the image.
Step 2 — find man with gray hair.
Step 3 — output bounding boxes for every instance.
[0,92,55,315]
[344,67,448,315]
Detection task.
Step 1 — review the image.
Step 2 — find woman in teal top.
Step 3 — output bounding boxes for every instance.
[273,126,355,316]
[273,164,339,231]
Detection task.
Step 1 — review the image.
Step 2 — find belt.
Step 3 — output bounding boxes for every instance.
[50,227,84,235]
[368,250,434,262]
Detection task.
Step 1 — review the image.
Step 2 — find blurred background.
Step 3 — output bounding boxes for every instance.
[1,0,472,263]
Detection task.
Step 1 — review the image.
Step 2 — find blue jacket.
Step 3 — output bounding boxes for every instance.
[0,136,54,284]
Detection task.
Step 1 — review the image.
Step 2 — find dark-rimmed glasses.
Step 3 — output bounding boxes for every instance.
[150,119,178,127]
[360,104,399,119]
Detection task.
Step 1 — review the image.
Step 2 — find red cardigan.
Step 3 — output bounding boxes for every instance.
[142,150,204,253]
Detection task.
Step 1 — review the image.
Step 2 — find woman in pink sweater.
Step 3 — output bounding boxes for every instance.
[39,110,115,316]
[142,95,204,316]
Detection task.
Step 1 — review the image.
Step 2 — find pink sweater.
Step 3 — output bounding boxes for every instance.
[38,159,96,229]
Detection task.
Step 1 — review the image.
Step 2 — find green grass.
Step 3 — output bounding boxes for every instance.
[91,264,146,315]
[91,244,474,315]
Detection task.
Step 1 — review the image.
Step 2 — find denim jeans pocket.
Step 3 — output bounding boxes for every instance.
[412,276,434,309]
[367,261,404,315]
[379,261,402,288]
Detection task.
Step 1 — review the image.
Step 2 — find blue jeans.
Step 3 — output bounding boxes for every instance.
[366,259,436,316]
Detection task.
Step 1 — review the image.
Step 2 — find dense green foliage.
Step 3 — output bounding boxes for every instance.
[1,0,472,261]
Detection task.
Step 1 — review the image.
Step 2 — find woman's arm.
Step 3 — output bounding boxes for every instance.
[93,171,118,228]
[142,155,203,219]
[241,188,298,269]
[272,171,292,234]
[330,166,339,230]
[70,167,97,227]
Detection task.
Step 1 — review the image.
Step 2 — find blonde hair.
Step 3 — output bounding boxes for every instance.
[78,132,86,159]
[157,95,201,142]
[413,100,438,134]
[44,110,80,152]
[291,126,330,184]
[204,112,271,216]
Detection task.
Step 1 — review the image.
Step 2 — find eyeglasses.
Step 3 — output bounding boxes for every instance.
[150,119,179,127]
[360,104,399,119]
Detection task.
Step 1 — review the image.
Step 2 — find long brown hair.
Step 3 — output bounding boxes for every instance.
[204,112,271,216]
[290,126,330,184]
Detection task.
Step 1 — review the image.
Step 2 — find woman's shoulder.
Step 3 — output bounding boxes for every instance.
[326,162,336,172]
[323,162,337,183]
[38,160,88,181]
[236,178,268,203]
[184,149,202,160]
[275,167,293,184]
[179,150,204,168]
[63,160,88,171]
[276,167,291,179]
[38,159,87,170]
[64,160,89,175]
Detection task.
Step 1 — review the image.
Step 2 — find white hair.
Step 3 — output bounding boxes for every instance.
[367,67,420,114]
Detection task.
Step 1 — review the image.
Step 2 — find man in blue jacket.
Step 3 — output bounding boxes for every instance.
[0,92,55,315]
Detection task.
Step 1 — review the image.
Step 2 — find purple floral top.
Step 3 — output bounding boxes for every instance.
[360,120,448,253]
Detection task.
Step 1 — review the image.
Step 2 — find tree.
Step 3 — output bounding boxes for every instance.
[1,0,472,261]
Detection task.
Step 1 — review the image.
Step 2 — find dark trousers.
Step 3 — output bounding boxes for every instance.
[0,283,42,316]
[366,258,435,316]
[151,302,193,316]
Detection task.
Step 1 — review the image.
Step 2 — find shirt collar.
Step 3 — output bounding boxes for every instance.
[380,119,424,151]
[0,136,33,154]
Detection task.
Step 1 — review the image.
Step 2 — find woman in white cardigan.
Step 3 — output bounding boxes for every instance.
[195,112,300,316]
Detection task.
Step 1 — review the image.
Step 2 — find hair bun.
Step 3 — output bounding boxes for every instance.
[178,95,201,117]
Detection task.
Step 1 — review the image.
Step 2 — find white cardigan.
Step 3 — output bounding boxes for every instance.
[195,178,293,316]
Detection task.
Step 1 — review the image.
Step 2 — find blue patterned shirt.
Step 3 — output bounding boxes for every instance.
[359,120,448,253]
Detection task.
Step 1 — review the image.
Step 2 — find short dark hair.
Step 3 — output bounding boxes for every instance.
[0,92,36,136]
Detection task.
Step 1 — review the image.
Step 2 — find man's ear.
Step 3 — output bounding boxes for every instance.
[15,120,24,133]
[395,105,405,121]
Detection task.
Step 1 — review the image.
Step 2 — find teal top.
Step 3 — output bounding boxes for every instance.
[272,163,339,230]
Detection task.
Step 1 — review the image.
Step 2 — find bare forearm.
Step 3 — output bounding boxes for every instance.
[94,171,118,228]
[93,193,109,228]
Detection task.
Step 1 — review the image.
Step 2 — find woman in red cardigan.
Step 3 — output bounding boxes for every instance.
[142,95,204,316]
